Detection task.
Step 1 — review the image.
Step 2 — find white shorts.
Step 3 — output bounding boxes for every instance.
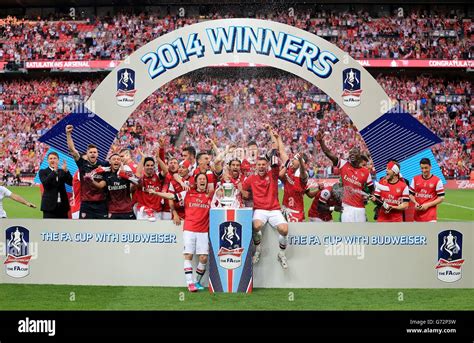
[159,211,172,220]
[134,204,160,221]
[183,230,209,255]
[308,217,330,222]
[72,211,80,220]
[341,203,366,223]
[253,209,287,227]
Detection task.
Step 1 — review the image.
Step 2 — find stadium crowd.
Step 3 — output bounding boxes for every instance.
[0,71,471,182]
[0,8,472,62]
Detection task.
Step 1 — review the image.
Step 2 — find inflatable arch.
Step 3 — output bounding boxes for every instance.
[40,19,441,173]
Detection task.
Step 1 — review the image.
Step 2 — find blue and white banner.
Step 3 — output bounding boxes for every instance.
[39,19,442,174]
[209,208,253,293]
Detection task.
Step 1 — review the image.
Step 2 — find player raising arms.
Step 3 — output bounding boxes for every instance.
[66,124,110,219]
[89,153,138,219]
[241,125,289,269]
[241,141,259,177]
[168,160,194,225]
[149,173,213,292]
[280,149,309,223]
[161,157,180,221]
[409,158,445,222]
[175,139,224,194]
[316,132,374,222]
[181,146,197,175]
[371,161,410,222]
[219,158,245,208]
[119,148,138,174]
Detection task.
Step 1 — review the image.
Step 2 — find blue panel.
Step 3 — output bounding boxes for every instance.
[209,208,253,293]
[208,241,223,292]
[34,148,78,193]
[376,149,447,185]
[209,209,228,291]
[229,209,253,292]
[38,109,118,162]
[360,111,442,173]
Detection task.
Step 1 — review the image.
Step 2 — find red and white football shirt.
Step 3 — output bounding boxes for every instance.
[242,165,280,211]
[176,189,213,232]
[136,173,165,212]
[409,174,445,222]
[308,186,339,222]
[241,159,257,177]
[338,159,373,208]
[168,174,194,219]
[375,178,409,222]
[70,171,81,214]
[281,167,307,222]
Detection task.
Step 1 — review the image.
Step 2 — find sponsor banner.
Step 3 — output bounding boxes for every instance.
[357,59,473,68]
[38,19,442,192]
[445,180,474,190]
[0,219,471,288]
[24,60,120,70]
[14,59,473,71]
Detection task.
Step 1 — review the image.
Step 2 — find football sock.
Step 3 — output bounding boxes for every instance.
[184,260,193,285]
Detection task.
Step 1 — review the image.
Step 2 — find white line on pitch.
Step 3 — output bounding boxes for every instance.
[441,202,474,211]
[438,217,468,221]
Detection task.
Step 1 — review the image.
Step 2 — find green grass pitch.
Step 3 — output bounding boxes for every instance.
[2,186,473,221]
[0,284,472,310]
[0,186,472,310]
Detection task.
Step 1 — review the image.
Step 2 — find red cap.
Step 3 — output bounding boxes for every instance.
[387,161,400,174]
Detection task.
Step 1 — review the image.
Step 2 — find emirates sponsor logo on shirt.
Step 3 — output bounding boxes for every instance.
[416,192,434,199]
[343,174,362,187]
[285,173,295,185]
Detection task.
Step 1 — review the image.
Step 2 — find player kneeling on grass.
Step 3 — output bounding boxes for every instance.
[241,151,289,270]
[148,173,213,292]
[307,183,344,222]
[370,161,409,222]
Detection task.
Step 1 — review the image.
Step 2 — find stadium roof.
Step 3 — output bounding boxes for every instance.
[1,0,470,7]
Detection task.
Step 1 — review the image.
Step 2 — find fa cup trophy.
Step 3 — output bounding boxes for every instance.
[213,182,241,208]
